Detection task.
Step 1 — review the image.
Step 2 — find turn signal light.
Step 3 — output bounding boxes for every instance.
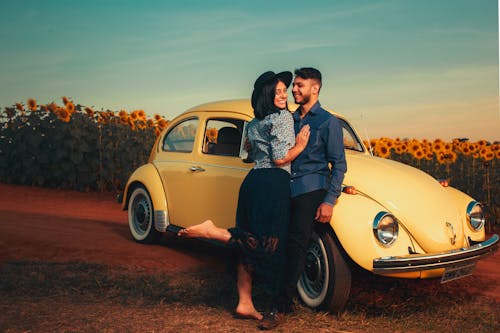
[438,179,449,187]
[342,186,358,195]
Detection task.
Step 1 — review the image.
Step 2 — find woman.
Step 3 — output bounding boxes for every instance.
[178,71,310,325]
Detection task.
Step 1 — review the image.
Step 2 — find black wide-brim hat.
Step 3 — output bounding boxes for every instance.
[251,71,293,108]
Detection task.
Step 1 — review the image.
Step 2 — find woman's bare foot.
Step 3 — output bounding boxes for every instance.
[235,304,263,320]
[177,220,216,238]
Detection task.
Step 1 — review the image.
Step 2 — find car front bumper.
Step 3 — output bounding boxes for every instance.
[372,234,499,274]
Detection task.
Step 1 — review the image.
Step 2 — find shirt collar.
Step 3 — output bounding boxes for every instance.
[293,101,321,121]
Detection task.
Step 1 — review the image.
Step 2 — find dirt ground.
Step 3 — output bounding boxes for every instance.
[0,183,228,274]
[0,183,499,332]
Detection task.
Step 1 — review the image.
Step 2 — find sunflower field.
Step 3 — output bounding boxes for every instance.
[0,98,498,228]
[0,97,169,192]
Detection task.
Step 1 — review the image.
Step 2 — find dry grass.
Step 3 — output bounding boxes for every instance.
[0,261,498,333]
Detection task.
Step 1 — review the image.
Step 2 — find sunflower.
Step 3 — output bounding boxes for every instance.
[85,107,95,118]
[413,148,425,160]
[206,128,218,143]
[399,142,408,153]
[137,110,146,120]
[120,115,129,125]
[15,102,24,111]
[130,110,139,120]
[444,151,457,164]
[147,119,155,127]
[58,108,70,122]
[408,140,421,154]
[27,98,37,111]
[118,110,128,118]
[496,149,500,159]
[154,114,162,121]
[459,142,472,156]
[432,139,444,154]
[47,102,58,113]
[98,114,109,125]
[436,153,446,164]
[480,146,494,161]
[477,139,488,147]
[424,151,434,161]
[62,96,70,106]
[375,142,391,159]
[65,102,75,114]
[382,137,394,149]
[137,121,147,130]
[158,119,168,130]
[443,142,453,152]
[127,117,136,130]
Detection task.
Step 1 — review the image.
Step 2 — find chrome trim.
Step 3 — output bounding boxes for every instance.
[445,222,456,245]
[189,165,206,172]
[466,201,485,231]
[373,234,499,273]
[372,212,398,247]
[154,210,169,232]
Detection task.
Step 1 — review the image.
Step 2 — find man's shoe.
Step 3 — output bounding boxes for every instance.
[257,310,281,330]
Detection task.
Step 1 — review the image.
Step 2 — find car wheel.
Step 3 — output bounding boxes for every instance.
[297,228,351,314]
[128,186,162,244]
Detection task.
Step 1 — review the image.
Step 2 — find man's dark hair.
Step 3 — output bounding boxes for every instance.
[294,67,322,91]
[253,78,282,120]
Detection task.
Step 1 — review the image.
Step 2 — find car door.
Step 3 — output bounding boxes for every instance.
[187,113,253,229]
[153,116,201,227]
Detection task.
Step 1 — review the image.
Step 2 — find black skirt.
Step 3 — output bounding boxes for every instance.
[228,168,290,296]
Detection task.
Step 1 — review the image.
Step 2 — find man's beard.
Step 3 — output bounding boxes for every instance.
[295,93,310,105]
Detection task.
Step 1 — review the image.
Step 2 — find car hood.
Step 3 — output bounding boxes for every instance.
[344,153,466,252]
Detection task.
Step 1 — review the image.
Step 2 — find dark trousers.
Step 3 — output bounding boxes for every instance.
[282,189,326,301]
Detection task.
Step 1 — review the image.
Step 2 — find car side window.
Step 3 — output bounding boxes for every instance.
[338,118,364,152]
[163,118,199,152]
[203,118,244,157]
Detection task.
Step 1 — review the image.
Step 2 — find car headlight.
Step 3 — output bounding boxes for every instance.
[466,201,485,231]
[373,212,399,246]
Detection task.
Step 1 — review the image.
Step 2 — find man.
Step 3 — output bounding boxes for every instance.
[281,67,347,313]
[258,67,346,330]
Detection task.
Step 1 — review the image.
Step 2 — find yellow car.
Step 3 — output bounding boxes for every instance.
[122,99,498,313]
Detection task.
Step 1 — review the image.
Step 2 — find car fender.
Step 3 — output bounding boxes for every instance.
[330,193,419,272]
[443,186,485,242]
[122,163,168,213]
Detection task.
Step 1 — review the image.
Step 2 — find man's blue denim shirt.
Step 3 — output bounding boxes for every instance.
[291,101,347,205]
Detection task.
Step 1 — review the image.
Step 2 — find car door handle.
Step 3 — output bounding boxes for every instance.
[189,166,205,172]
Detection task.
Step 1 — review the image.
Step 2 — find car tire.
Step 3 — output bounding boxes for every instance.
[297,228,351,314]
[128,186,162,244]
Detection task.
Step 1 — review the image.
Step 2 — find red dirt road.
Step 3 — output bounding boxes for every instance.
[0,183,226,274]
[0,183,498,301]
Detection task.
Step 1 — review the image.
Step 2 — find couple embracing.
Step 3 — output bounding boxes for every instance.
[178,67,347,330]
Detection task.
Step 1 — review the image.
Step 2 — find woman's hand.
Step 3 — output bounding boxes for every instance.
[295,125,310,150]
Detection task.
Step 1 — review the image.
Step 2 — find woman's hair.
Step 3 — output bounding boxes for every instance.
[253,78,286,120]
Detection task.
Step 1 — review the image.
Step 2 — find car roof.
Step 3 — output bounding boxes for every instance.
[181,99,344,120]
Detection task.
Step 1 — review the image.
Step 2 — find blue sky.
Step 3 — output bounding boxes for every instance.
[1,0,498,141]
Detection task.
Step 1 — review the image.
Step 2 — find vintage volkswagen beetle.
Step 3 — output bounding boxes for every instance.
[121,99,498,313]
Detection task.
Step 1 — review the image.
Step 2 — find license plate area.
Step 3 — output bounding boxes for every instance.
[441,263,476,283]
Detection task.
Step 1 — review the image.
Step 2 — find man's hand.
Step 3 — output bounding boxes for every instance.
[315,203,333,223]
[244,138,252,153]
